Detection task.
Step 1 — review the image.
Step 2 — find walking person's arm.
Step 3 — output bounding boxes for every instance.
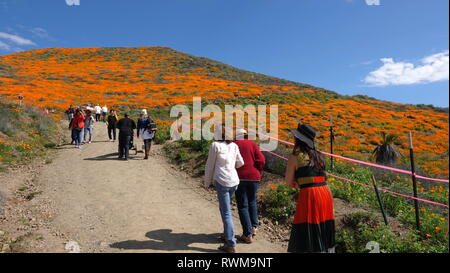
[285,154,299,189]
[131,120,136,137]
[136,119,141,138]
[204,143,217,188]
[235,145,244,169]
[253,142,266,173]
[116,119,122,130]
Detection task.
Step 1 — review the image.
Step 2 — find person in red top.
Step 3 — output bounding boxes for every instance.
[69,108,86,148]
[234,128,265,244]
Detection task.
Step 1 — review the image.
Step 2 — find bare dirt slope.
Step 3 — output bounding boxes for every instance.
[34,122,286,253]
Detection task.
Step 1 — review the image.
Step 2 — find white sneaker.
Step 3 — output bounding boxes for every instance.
[88,141,92,144]
[109,139,113,142]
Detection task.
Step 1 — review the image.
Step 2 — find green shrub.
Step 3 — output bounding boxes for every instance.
[260,184,298,221]
[336,211,448,253]
[174,150,191,163]
[154,124,170,144]
[0,100,61,169]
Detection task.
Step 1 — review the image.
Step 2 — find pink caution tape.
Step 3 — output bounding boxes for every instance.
[261,149,449,208]
[325,173,449,208]
[258,133,449,183]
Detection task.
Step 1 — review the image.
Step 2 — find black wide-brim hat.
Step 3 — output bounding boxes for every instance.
[289,124,316,150]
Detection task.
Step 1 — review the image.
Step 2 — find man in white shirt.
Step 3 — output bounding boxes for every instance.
[94,104,102,122]
[101,105,108,122]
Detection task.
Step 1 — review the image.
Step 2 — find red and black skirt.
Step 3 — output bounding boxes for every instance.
[288,175,335,253]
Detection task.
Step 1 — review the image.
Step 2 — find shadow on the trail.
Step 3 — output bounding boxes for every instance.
[55,142,77,149]
[110,229,222,252]
[91,140,111,143]
[84,152,121,161]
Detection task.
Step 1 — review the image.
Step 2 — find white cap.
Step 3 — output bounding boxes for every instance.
[141,109,147,115]
[236,128,247,139]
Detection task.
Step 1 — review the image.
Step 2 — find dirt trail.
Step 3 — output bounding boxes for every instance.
[36,122,285,253]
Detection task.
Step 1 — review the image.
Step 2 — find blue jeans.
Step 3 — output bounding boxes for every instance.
[118,135,131,159]
[72,128,83,146]
[215,182,238,247]
[235,180,260,236]
[84,127,93,142]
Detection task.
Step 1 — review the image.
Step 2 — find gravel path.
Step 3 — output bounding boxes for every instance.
[38,123,285,253]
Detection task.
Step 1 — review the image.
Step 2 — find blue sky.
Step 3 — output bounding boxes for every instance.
[0,0,448,107]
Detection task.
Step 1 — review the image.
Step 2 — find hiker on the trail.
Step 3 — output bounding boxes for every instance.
[234,128,265,244]
[83,110,95,144]
[106,109,118,142]
[94,104,102,122]
[101,105,108,122]
[65,105,75,122]
[69,108,86,149]
[285,123,335,253]
[116,112,136,160]
[204,124,244,253]
[137,109,158,159]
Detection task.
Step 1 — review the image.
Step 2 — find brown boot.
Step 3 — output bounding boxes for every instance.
[218,244,236,253]
[237,234,253,244]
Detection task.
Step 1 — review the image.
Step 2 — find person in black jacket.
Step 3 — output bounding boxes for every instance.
[116,113,136,160]
[106,109,118,142]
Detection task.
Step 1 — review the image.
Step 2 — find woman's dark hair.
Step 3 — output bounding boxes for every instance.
[293,138,325,172]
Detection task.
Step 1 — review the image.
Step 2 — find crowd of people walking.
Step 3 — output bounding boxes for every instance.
[65,104,157,160]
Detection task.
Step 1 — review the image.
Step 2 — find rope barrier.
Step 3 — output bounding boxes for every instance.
[189,125,448,207]
[261,149,449,208]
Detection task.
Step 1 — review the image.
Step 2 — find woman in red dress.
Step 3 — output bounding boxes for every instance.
[285,124,335,253]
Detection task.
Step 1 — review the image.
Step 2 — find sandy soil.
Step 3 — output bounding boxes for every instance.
[10,122,286,253]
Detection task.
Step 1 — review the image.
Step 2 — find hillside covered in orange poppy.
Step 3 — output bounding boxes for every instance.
[0,47,448,177]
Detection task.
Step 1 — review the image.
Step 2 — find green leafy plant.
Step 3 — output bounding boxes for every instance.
[372,132,401,165]
[259,184,298,221]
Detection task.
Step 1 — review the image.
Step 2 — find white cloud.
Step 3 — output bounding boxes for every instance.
[0,40,11,50]
[0,32,36,46]
[364,50,449,86]
[29,27,49,39]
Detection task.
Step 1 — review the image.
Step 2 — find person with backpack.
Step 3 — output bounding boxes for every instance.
[116,113,136,161]
[69,108,86,149]
[204,124,244,253]
[83,110,95,144]
[106,109,118,142]
[137,109,158,159]
[285,124,335,253]
[234,128,265,244]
